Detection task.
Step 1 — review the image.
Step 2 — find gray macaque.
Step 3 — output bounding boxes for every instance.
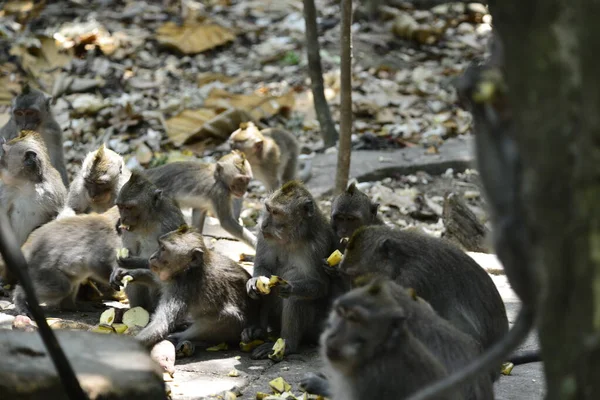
[61,144,131,216]
[143,150,257,248]
[301,279,494,400]
[228,122,304,191]
[11,207,121,315]
[0,130,66,248]
[243,181,337,359]
[109,171,185,313]
[134,225,259,349]
[317,280,459,400]
[0,85,69,186]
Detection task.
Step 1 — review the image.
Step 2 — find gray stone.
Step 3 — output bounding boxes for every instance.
[306,136,475,197]
[0,330,167,400]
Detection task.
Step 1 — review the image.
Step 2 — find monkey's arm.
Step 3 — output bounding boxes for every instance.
[65,178,89,213]
[136,291,187,347]
[246,239,275,299]
[214,200,257,247]
[109,261,157,290]
[117,256,150,270]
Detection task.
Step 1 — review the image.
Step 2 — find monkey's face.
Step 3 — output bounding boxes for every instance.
[215,153,253,197]
[116,202,142,231]
[150,231,204,281]
[0,142,43,183]
[332,212,363,239]
[321,303,377,374]
[260,201,290,244]
[13,108,42,131]
[85,178,113,204]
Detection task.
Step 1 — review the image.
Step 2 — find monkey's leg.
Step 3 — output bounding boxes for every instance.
[170,316,243,344]
[191,208,207,233]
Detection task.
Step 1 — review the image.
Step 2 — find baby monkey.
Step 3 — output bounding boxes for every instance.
[143,150,257,247]
[0,85,68,186]
[228,122,305,191]
[62,144,131,216]
[135,225,258,349]
[319,280,459,400]
[11,207,121,316]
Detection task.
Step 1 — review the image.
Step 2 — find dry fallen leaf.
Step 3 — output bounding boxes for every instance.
[197,72,238,87]
[204,88,295,120]
[156,20,235,54]
[165,108,218,147]
[9,35,73,89]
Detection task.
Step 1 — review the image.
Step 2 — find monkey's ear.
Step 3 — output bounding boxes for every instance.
[253,139,264,154]
[153,189,163,204]
[192,247,204,263]
[346,182,356,194]
[379,237,396,256]
[24,150,37,162]
[388,307,407,337]
[370,202,379,217]
[216,162,224,175]
[45,96,53,109]
[303,199,315,216]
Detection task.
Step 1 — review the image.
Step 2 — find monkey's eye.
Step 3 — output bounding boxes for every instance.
[345,215,358,221]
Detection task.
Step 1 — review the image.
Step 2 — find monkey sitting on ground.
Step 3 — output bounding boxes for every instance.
[143,150,257,248]
[0,130,67,248]
[228,122,307,191]
[109,172,186,313]
[60,144,131,217]
[315,279,460,400]
[301,279,494,400]
[330,181,384,249]
[243,181,337,359]
[0,85,69,186]
[11,207,121,316]
[133,225,258,349]
[334,225,509,377]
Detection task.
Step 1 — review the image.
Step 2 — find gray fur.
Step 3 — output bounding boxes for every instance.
[12,207,121,315]
[320,283,460,400]
[143,152,257,247]
[113,172,186,313]
[0,135,66,247]
[243,181,337,358]
[0,87,69,186]
[135,228,258,348]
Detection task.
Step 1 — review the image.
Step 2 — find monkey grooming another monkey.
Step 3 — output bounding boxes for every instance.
[228,122,305,191]
[330,181,383,249]
[62,144,131,216]
[11,207,121,316]
[0,85,69,186]
[110,172,186,313]
[317,280,460,400]
[301,279,494,400]
[143,150,257,248]
[0,130,67,248]
[336,226,508,368]
[133,225,258,349]
[243,181,337,359]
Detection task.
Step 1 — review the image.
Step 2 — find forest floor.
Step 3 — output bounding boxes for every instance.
[0,0,544,399]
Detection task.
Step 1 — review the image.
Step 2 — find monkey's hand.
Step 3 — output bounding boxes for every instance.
[322,258,341,277]
[110,268,131,291]
[246,278,262,300]
[277,281,294,298]
[299,372,331,397]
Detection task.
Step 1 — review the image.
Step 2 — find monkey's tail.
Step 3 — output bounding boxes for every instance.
[509,350,541,365]
[405,306,534,400]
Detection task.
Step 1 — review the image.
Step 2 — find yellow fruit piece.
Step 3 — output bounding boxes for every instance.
[224,391,237,400]
[123,326,142,336]
[116,247,130,258]
[269,376,292,394]
[256,393,270,400]
[121,275,134,289]
[239,339,265,352]
[91,324,115,334]
[123,306,150,328]
[228,369,240,377]
[327,249,343,267]
[268,338,286,362]
[206,342,228,352]
[99,308,116,325]
[501,362,514,375]
[163,372,174,382]
[112,323,128,334]
[256,276,271,294]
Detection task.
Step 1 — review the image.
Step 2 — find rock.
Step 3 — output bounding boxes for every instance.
[0,330,167,400]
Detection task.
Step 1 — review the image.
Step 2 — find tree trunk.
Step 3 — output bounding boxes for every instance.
[488,1,600,398]
[303,0,339,148]
[335,0,353,193]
